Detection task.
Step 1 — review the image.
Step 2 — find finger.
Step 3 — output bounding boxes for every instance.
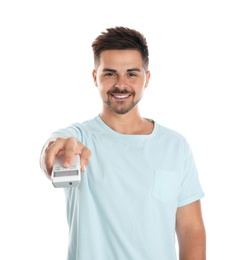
[80,146,91,172]
[63,137,79,167]
[45,138,66,174]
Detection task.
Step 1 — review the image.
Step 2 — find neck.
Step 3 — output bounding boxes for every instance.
[100,107,154,135]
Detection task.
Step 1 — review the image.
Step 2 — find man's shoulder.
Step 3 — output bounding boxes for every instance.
[155,121,187,144]
[156,122,184,136]
[69,116,99,128]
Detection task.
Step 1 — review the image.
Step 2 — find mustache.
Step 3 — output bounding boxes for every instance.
[108,88,133,94]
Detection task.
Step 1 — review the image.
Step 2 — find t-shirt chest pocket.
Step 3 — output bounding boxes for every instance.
[151,170,181,204]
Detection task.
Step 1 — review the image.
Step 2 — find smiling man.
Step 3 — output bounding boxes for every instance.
[93,48,152,134]
[93,49,149,117]
[40,26,206,260]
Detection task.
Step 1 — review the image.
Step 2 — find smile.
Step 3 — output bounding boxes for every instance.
[111,93,131,99]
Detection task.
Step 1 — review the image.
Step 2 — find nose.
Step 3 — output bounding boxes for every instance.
[114,77,127,89]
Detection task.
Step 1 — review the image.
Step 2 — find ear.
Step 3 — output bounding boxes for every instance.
[92,70,98,87]
[145,70,151,88]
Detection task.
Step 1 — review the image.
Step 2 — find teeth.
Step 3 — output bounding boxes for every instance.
[114,94,129,99]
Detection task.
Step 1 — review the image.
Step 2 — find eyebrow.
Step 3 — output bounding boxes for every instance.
[102,68,141,73]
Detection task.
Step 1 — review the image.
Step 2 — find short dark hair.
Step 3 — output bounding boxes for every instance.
[92,26,149,70]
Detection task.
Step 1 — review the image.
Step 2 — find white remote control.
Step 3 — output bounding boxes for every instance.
[51,155,81,188]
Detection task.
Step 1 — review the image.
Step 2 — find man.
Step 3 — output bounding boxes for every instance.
[40,26,206,259]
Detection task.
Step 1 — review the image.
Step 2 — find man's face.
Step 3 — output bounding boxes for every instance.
[93,50,150,115]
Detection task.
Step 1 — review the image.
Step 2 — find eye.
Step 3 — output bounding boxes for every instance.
[127,72,137,77]
[104,72,116,77]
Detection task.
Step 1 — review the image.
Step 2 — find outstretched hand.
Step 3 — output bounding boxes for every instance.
[40,137,91,179]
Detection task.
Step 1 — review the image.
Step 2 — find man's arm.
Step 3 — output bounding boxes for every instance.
[176,200,206,260]
[39,137,91,179]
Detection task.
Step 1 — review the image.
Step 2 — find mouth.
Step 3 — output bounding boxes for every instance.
[111,93,132,99]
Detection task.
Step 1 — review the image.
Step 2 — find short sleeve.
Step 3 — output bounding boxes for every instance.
[178,140,205,207]
[49,124,84,142]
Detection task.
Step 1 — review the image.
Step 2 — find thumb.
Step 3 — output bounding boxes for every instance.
[79,146,91,172]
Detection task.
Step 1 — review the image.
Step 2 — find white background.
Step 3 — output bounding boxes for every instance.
[0,0,236,259]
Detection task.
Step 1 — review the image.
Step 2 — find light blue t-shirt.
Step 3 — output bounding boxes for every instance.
[50,115,204,260]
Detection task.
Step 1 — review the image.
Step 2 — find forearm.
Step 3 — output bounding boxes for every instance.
[178,227,206,260]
